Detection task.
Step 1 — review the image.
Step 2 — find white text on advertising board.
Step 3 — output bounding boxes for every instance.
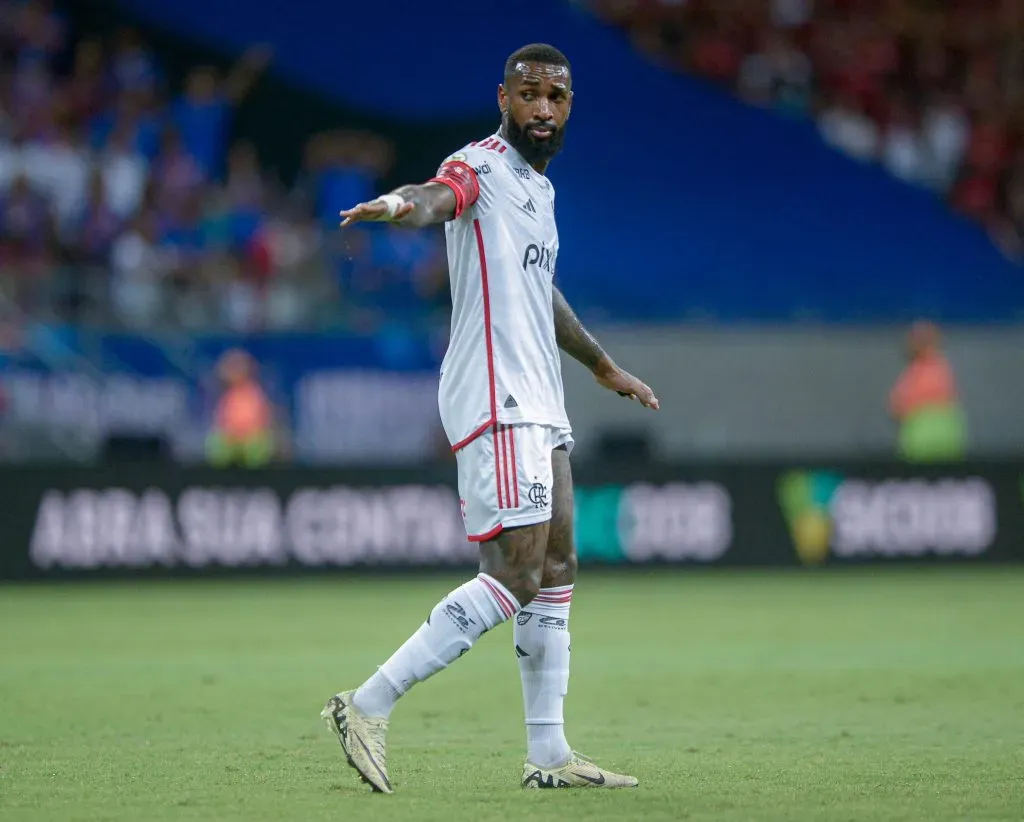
[619,482,732,561]
[29,486,475,569]
[830,478,995,557]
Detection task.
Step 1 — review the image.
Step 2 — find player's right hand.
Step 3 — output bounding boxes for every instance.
[339,199,415,227]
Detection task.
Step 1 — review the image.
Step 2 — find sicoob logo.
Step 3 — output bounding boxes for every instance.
[777,471,996,565]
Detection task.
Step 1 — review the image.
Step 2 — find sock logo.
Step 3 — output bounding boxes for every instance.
[538,616,566,630]
[516,612,534,626]
[444,600,477,632]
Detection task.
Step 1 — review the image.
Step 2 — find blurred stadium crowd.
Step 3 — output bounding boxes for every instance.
[2,0,1023,335]
[588,0,1024,259]
[0,1,450,332]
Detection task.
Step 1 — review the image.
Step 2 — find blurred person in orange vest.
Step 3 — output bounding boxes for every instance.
[207,348,275,467]
[888,321,966,462]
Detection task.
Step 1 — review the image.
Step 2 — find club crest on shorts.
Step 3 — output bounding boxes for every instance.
[528,482,549,508]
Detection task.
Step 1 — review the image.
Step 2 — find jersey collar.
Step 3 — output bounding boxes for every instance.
[493,132,548,181]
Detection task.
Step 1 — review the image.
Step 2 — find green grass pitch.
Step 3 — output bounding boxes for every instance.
[2,568,1023,821]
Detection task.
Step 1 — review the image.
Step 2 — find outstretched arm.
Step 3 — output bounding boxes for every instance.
[552,286,608,372]
[340,161,479,230]
[552,286,659,410]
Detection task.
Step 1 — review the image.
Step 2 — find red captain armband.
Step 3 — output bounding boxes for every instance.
[428,161,480,219]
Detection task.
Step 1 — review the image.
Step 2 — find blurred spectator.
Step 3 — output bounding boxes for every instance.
[108,27,160,96]
[206,348,274,467]
[302,130,392,230]
[22,119,89,231]
[151,126,204,214]
[0,173,53,281]
[61,38,108,124]
[880,91,927,185]
[89,88,163,161]
[818,88,879,162]
[689,13,744,85]
[771,0,812,30]
[921,89,970,191]
[70,168,122,265]
[171,46,271,180]
[110,211,165,327]
[99,120,148,219]
[888,321,966,463]
[738,28,813,114]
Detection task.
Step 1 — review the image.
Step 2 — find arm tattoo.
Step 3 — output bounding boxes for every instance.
[552,286,608,372]
[391,183,457,228]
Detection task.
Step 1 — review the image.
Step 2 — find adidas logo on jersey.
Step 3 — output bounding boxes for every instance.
[504,395,518,408]
[521,198,537,214]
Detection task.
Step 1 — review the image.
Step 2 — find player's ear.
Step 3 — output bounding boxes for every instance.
[497,84,507,114]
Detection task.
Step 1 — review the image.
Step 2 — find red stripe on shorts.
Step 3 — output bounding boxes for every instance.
[497,427,509,511]
[493,425,504,510]
[507,425,519,507]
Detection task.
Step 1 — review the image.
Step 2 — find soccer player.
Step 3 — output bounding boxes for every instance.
[322,43,659,793]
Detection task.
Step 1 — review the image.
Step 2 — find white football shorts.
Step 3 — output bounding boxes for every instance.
[456,423,574,541]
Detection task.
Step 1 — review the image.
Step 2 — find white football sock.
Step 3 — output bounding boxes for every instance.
[352,573,519,718]
[514,584,573,768]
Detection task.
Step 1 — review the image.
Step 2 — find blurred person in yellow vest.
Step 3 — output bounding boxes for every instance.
[888,321,966,463]
[207,348,274,467]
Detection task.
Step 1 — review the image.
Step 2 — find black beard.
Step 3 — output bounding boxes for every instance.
[503,114,566,167]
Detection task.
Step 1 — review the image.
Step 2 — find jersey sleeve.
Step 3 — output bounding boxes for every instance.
[430,147,495,219]
[428,160,479,219]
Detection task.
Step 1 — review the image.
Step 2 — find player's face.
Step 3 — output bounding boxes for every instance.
[499,62,572,168]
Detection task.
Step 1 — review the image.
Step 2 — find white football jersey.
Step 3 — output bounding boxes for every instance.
[436,132,570,450]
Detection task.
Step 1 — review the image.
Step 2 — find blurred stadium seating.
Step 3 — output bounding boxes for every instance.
[0,0,1022,464]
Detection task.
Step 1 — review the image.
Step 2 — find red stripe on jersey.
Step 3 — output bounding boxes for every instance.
[498,145,507,154]
[476,219,499,431]
[450,219,498,454]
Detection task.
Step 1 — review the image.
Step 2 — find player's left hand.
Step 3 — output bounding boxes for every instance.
[339,198,415,227]
[595,365,659,410]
